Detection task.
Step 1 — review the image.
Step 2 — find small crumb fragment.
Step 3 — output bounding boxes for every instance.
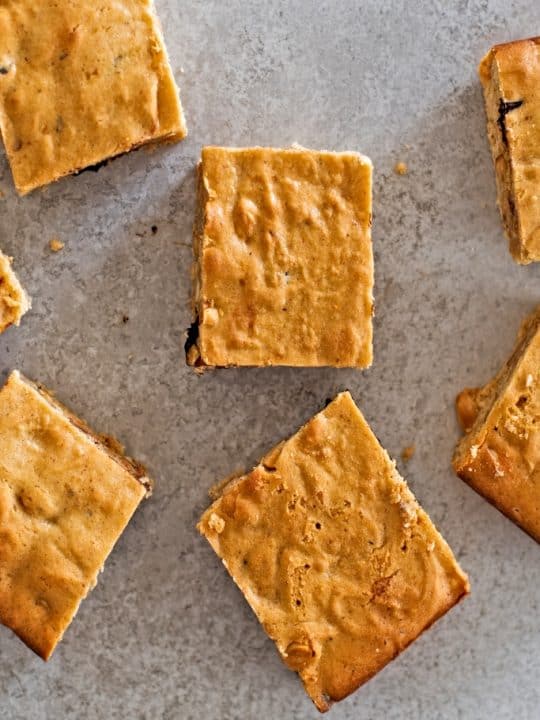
[208,512,225,533]
[399,499,417,528]
[122,315,129,324]
[486,447,505,477]
[401,445,415,462]
[49,238,64,252]
[202,307,219,327]
[394,161,408,175]
[151,225,158,235]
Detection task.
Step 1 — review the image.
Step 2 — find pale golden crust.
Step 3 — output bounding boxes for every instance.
[453,306,540,541]
[199,393,469,712]
[479,37,540,263]
[0,0,187,195]
[0,251,30,333]
[0,371,151,659]
[187,146,374,369]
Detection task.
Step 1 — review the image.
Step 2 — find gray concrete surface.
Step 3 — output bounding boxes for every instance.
[1,1,539,718]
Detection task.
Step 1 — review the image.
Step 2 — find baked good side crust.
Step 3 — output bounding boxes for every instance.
[0,251,30,333]
[0,0,187,195]
[0,371,152,659]
[453,306,540,541]
[199,392,469,711]
[186,146,374,369]
[479,37,540,263]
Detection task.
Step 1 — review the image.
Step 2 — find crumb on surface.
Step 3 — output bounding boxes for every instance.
[394,161,408,175]
[122,315,129,324]
[49,238,64,252]
[401,445,415,462]
[151,225,158,234]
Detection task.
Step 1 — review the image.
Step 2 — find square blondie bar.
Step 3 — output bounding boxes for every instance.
[454,306,540,541]
[0,0,187,195]
[0,371,152,659]
[0,251,30,333]
[479,37,540,263]
[186,146,374,369]
[198,393,469,712]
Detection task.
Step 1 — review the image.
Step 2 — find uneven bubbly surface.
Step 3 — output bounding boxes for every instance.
[199,393,469,712]
[0,0,187,195]
[479,37,540,263]
[0,251,30,333]
[188,146,374,368]
[0,371,150,659]
[454,307,540,541]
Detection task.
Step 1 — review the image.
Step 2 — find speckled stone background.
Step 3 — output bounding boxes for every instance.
[1,1,539,718]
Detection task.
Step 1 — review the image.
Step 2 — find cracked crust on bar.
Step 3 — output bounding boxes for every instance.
[453,306,540,541]
[479,37,540,263]
[186,146,374,369]
[0,371,152,659]
[198,392,469,711]
[0,251,30,333]
[0,0,187,195]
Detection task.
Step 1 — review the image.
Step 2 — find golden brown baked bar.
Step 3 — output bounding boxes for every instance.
[198,393,469,712]
[186,146,374,369]
[0,0,187,195]
[0,251,30,333]
[0,371,152,659]
[479,37,540,263]
[454,306,540,541]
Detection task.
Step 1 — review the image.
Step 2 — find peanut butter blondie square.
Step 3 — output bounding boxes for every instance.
[199,393,469,711]
[0,371,152,659]
[186,146,374,369]
[0,0,187,195]
[454,306,540,541]
[0,251,30,333]
[479,37,540,263]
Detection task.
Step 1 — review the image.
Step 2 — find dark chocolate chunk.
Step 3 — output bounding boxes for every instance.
[74,149,129,177]
[508,194,516,218]
[498,99,523,145]
[184,319,200,355]
[74,159,110,176]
